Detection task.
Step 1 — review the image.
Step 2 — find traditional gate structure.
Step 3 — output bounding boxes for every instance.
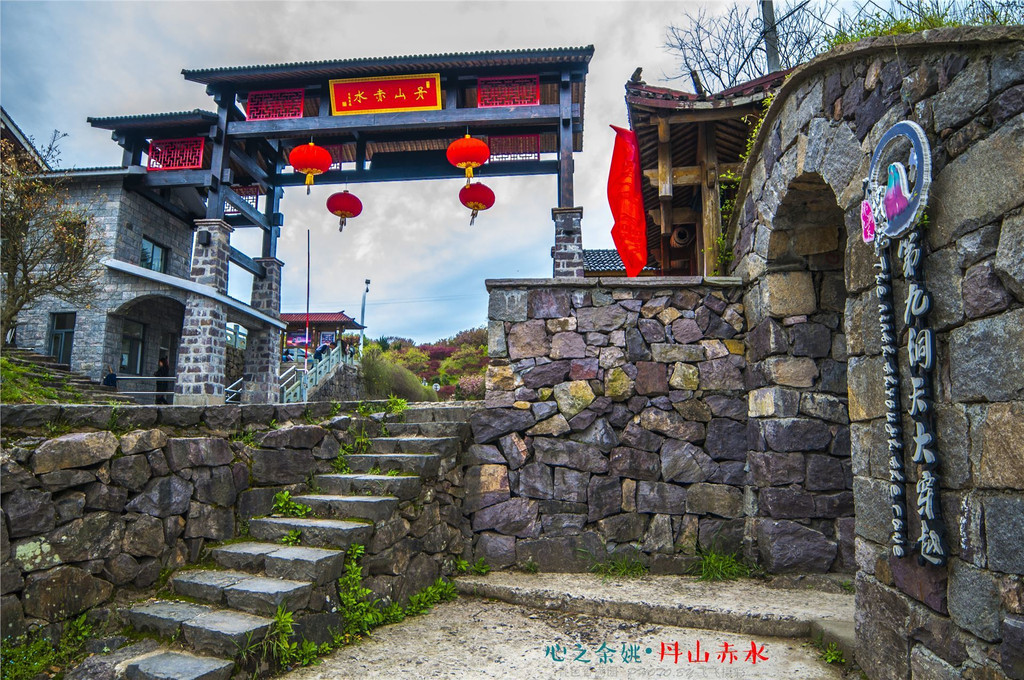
[78,47,593,404]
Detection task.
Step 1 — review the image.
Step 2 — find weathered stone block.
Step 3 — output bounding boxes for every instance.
[123,514,165,557]
[31,432,119,474]
[550,332,586,360]
[686,484,743,518]
[669,318,703,344]
[634,362,668,396]
[805,454,846,490]
[576,305,627,332]
[519,462,554,500]
[119,429,168,455]
[183,502,234,540]
[165,438,233,471]
[554,468,589,504]
[472,498,539,538]
[705,418,748,460]
[507,320,549,360]
[854,476,895,545]
[533,437,607,473]
[891,557,948,615]
[651,343,705,363]
[588,476,622,521]
[471,408,536,444]
[983,496,1024,574]
[975,402,1024,489]
[949,308,1024,402]
[527,289,571,318]
[668,363,699,390]
[662,440,716,484]
[762,271,817,317]
[748,387,800,417]
[749,452,805,486]
[608,447,660,481]
[635,481,686,514]
[597,513,647,542]
[948,558,1002,642]
[963,260,1011,319]
[125,475,194,517]
[475,532,516,569]
[757,519,837,572]
[747,318,790,362]
[848,355,886,421]
[22,565,113,622]
[639,408,704,442]
[759,487,815,518]
[5,488,56,538]
[995,210,1024,300]
[762,356,818,387]
[110,454,152,492]
[489,289,527,322]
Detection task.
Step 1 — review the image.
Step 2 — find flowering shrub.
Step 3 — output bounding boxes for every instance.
[455,374,485,400]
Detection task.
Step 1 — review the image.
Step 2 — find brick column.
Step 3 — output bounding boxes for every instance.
[243,257,283,404]
[174,219,232,405]
[551,207,584,278]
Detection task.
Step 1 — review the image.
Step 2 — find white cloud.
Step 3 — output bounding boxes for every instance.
[2,0,692,343]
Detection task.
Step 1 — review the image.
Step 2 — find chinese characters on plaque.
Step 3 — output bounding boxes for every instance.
[861,121,948,566]
[329,74,442,116]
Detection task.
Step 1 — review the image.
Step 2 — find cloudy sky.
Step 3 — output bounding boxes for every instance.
[1,0,693,343]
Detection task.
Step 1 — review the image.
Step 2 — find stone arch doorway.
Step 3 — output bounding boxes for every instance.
[108,295,186,401]
[746,168,855,573]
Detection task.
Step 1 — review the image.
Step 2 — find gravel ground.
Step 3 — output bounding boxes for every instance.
[286,597,844,680]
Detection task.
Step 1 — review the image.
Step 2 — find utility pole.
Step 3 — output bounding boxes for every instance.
[761,1,781,74]
[359,279,370,354]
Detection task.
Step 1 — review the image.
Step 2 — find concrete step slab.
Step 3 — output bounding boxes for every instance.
[347,453,440,477]
[223,575,312,615]
[264,545,347,585]
[171,570,250,605]
[369,436,458,458]
[402,404,479,423]
[315,473,422,500]
[124,651,233,680]
[454,572,855,640]
[181,609,272,658]
[128,601,215,638]
[810,619,857,665]
[249,516,373,549]
[292,494,399,523]
[210,542,281,573]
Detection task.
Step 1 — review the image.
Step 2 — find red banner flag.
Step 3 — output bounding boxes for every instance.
[607,125,647,277]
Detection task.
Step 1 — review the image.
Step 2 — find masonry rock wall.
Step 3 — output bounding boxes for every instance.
[727,27,1024,680]
[471,277,853,574]
[0,402,468,641]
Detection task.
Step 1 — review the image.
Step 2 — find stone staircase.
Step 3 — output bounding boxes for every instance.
[2,346,135,403]
[111,402,477,680]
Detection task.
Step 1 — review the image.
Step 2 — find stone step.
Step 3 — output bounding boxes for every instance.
[171,569,314,615]
[402,404,479,423]
[346,453,440,477]
[181,609,273,658]
[128,601,216,638]
[211,542,347,586]
[369,436,458,458]
[124,651,233,680]
[383,421,471,439]
[223,575,312,615]
[315,473,422,500]
[292,494,399,523]
[248,516,373,549]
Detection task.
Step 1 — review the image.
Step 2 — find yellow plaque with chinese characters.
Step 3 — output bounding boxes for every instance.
[329,74,442,115]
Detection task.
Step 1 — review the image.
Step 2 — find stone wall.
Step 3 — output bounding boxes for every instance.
[470,277,854,573]
[0,402,469,642]
[726,27,1024,680]
[308,363,364,402]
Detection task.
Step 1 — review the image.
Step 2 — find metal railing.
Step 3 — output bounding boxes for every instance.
[225,377,244,404]
[226,324,248,350]
[111,376,176,403]
[279,344,355,403]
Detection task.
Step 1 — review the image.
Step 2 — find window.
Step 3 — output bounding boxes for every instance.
[49,312,76,365]
[120,320,144,374]
[140,237,168,273]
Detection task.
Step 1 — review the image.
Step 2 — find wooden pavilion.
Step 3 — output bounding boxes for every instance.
[624,70,788,276]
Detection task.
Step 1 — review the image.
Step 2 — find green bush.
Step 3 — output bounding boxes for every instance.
[361,349,437,402]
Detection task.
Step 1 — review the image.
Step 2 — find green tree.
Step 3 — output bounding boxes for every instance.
[1,136,103,341]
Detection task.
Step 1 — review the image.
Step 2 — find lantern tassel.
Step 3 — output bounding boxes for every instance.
[465,167,473,181]
[470,209,478,226]
[305,173,314,195]
[338,217,346,232]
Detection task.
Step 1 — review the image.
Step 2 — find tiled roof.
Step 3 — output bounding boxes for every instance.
[182,46,595,85]
[87,109,218,131]
[583,249,657,273]
[625,69,791,111]
[280,311,363,328]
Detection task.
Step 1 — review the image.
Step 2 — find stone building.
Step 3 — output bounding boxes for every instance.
[474,26,1024,680]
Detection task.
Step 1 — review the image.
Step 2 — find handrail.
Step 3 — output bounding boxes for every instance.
[225,377,244,403]
[278,345,355,402]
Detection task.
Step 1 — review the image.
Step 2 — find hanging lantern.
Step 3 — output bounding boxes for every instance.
[288,142,332,194]
[446,134,490,185]
[326,190,363,232]
[459,182,495,225]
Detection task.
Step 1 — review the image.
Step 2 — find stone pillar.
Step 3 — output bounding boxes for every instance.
[174,219,232,405]
[551,207,584,278]
[242,257,283,404]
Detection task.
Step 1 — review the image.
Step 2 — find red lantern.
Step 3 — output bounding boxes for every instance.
[326,190,363,232]
[288,142,332,194]
[459,182,495,225]
[446,134,490,185]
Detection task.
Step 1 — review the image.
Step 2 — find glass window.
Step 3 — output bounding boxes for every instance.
[120,320,144,374]
[140,237,168,273]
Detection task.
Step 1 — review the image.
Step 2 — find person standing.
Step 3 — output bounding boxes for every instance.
[154,357,171,404]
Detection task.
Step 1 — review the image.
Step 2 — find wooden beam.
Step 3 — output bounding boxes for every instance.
[697,121,721,277]
[557,71,574,207]
[272,159,558,186]
[229,246,267,279]
[223,185,269,230]
[225,104,578,139]
[648,207,701,226]
[657,117,672,199]
[643,162,743,187]
[141,170,212,188]
[228,144,269,190]
[205,89,234,220]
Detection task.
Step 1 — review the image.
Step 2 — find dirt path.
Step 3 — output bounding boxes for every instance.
[286,597,844,679]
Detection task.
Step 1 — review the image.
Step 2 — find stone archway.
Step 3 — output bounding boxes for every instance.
[746,166,855,574]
